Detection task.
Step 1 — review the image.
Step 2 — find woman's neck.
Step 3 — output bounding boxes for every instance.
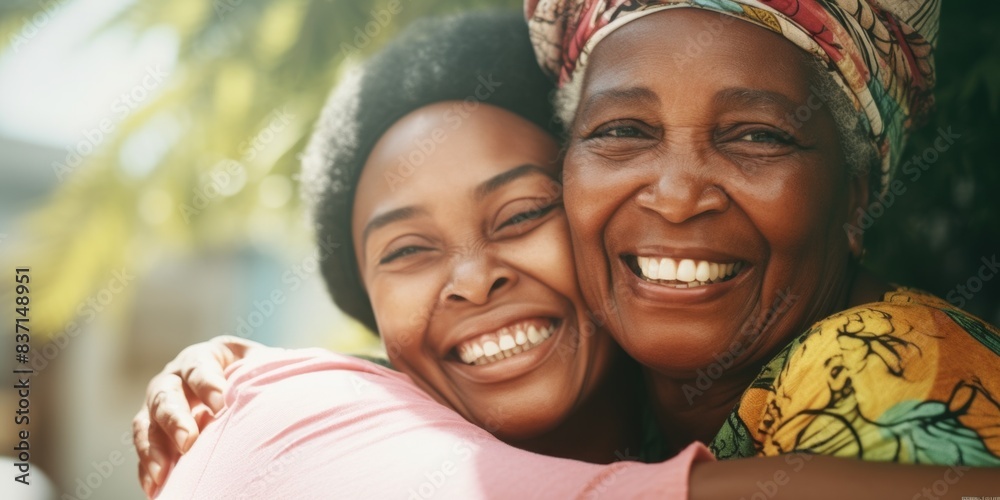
[507,350,645,464]
[645,264,892,452]
[645,363,762,453]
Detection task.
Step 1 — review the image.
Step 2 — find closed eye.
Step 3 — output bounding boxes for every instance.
[379,245,431,265]
[585,120,656,141]
[496,202,559,231]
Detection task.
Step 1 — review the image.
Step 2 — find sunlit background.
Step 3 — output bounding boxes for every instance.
[0,0,996,498]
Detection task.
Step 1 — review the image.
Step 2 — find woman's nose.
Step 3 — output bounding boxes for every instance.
[635,151,729,223]
[440,252,517,306]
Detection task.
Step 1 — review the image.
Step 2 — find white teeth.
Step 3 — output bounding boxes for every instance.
[456,321,557,366]
[695,260,710,281]
[459,347,475,364]
[498,334,515,351]
[527,325,542,344]
[676,259,696,282]
[637,256,742,286]
[482,341,500,357]
[660,258,677,280]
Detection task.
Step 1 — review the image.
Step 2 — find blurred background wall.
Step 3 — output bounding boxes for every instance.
[0,0,996,498]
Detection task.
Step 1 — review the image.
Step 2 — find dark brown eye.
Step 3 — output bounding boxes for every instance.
[601,126,644,138]
[737,130,793,144]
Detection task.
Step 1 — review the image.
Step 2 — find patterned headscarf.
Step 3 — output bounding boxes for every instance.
[525,0,939,192]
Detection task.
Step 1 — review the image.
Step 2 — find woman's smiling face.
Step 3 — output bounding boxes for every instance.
[352,102,615,440]
[563,9,868,377]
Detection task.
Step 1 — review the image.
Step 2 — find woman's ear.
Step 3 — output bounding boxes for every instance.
[845,168,871,259]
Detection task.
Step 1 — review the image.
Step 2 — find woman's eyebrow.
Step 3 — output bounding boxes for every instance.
[474,164,554,200]
[577,85,660,118]
[362,206,427,243]
[714,87,799,114]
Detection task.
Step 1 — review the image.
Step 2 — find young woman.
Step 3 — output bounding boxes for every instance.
[137,10,666,497]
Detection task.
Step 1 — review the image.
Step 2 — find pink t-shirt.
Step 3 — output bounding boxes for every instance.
[156,348,711,499]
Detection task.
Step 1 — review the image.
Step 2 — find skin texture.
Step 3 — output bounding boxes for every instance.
[563,9,881,449]
[351,101,638,456]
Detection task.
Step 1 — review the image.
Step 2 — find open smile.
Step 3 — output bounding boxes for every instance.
[624,255,744,288]
[454,318,559,366]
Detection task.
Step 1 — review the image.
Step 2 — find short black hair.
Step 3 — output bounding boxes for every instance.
[300,10,559,332]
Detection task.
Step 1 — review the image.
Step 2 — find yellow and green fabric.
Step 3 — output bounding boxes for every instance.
[711,288,1000,465]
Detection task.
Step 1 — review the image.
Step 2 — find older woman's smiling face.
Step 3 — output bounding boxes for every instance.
[563,9,869,377]
[353,102,616,440]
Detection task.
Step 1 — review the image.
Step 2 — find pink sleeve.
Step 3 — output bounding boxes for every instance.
[156,348,712,499]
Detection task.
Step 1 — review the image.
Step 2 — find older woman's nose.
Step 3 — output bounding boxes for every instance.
[635,157,729,224]
[440,252,517,306]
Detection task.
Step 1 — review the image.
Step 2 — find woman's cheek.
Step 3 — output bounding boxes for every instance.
[563,155,639,247]
[369,276,436,361]
[504,217,581,302]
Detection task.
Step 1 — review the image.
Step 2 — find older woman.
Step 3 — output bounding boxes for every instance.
[526,0,1000,464]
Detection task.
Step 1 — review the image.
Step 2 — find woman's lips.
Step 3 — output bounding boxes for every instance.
[454,318,557,366]
[625,255,745,288]
[446,317,569,385]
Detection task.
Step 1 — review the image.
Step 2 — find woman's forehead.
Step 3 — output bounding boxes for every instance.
[352,103,560,222]
[580,9,812,102]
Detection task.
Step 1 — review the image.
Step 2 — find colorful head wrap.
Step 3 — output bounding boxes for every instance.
[525,0,939,192]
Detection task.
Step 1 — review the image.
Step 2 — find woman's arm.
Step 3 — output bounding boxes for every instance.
[138,337,1000,498]
[155,347,710,499]
[692,454,1000,499]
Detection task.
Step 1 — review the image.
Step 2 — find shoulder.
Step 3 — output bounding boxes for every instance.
[160,348,475,498]
[223,347,411,404]
[713,288,1000,465]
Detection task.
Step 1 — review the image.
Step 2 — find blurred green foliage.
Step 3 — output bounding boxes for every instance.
[2,0,518,336]
[2,0,997,336]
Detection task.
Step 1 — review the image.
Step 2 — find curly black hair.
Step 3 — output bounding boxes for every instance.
[300,10,560,332]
